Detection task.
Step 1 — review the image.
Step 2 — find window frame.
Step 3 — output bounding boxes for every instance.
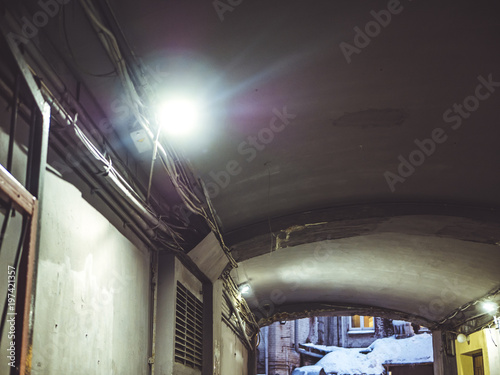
[348,315,375,334]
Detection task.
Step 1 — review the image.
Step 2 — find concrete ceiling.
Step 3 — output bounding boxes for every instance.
[27,0,500,330]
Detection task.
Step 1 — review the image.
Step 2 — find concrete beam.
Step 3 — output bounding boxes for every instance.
[433,330,458,375]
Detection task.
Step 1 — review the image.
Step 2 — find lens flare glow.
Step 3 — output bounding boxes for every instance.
[238,283,251,295]
[156,98,201,137]
[482,301,499,313]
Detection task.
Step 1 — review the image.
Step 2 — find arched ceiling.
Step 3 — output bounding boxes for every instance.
[14,0,500,332]
[228,208,500,329]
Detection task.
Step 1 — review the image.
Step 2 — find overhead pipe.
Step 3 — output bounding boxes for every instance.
[2,72,213,286]
[2,7,232,259]
[73,2,238,267]
[0,70,154,246]
[294,320,324,359]
[264,327,269,375]
[19,5,237,266]
[39,82,184,247]
[0,74,160,252]
[50,132,159,247]
[23,35,178,234]
[14,21,148,201]
[6,6,188,248]
[149,250,159,375]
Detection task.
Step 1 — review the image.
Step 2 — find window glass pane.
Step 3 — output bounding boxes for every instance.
[364,316,374,328]
[352,315,360,328]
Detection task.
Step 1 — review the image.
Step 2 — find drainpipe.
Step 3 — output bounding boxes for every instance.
[265,327,269,375]
[294,320,323,359]
[337,317,340,347]
[149,250,159,375]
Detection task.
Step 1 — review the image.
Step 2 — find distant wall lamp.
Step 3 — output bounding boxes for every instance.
[482,301,498,314]
[456,333,470,343]
[482,301,499,330]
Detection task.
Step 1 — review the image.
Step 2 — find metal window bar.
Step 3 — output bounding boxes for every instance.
[0,164,39,375]
[0,16,51,375]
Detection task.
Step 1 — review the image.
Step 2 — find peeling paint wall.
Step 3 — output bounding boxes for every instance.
[220,322,248,375]
[30,173,151,374]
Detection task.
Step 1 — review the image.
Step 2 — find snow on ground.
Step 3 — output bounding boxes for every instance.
[368,333,433,364]
[292,333,433,375]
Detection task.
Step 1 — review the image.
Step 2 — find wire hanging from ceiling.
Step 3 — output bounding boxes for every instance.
[77,0,237,267]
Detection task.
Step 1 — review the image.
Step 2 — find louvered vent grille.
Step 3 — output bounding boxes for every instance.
[175,281,203,369]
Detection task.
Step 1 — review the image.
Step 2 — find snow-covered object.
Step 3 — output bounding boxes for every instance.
[368,333,433,364]
[291,365,325,375]
[392,319,414,338]
[297,333,433,375]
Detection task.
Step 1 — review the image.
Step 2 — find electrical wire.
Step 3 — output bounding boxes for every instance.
[146,126,162,203]
[40,82,185,248]
[77,0,238,267]
[222,283,260,350]
[224,276,260,334]
[486,322,498,347]
[27,62,148,206]
[438,286,500,326]
[62,4,117,78]
[265,162,274,254]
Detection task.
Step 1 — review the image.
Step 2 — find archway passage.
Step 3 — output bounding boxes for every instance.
[259,315,434,375]
[1,1,500,375]
[228,205,500,332]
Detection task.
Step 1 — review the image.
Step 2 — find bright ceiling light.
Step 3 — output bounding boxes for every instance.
[156,98,201,137]
[482,301,499,314]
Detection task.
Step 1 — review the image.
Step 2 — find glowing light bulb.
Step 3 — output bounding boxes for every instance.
[457,333,467,343]
[238,283,251,295]
[157,98,201,137]
[482,301,499,314]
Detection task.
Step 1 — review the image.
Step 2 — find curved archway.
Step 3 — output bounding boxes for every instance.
[230,205,500,333]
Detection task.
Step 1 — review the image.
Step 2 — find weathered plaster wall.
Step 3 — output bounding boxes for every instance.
[1,91,250,374]
[30,172,151,374]
[0,76,154,374]
[220,322,249,375]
